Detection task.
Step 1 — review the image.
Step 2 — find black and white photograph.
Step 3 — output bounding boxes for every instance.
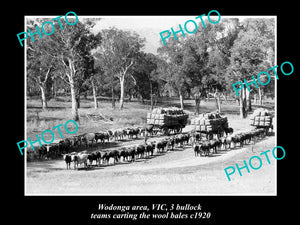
[23,14,277,195]
[14,6,297,224]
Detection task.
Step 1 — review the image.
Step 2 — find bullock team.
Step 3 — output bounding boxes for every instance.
[193,128,266,157]
[62,132,190,170]
[36,127,153,160]
[62,126,268,170]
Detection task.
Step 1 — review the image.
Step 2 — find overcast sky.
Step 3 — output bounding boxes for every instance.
[92,15,224,55]
[26,15,275,55]
[91,15,276,54]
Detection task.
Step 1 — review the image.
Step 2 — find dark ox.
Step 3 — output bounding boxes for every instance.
[63,154,72,169]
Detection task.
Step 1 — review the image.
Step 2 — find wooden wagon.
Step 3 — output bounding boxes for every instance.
[146,107,189,135]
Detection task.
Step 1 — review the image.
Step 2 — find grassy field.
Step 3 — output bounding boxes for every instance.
[26,96,274,141]
[26,96,276,195]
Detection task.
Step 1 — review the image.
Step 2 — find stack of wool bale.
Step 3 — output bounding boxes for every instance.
[146,107,188,127]
[250,108,273,127]
[191,112,228,132]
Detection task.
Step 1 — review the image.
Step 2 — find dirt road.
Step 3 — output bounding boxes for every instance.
[26,135,276,195]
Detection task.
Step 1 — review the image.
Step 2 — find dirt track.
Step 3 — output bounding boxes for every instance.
[26,133,276,195]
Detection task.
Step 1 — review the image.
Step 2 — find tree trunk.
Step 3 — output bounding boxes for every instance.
[119,76,125,110]
[149,79,153,110]
[91,80,98,109]
[239,86,247,118]
[70,80,79,121]
[111,84,115,109]
[128,92,132,102]
[52,78,56,98]
[213,91,221,113]
[179,91,184,110]
[223,93,228,104]
[39,85,48,110]
[215,96,221,113]
[246,88,252,112]
[76,95,80,109]
[195,95,201,115]
[258,87,263,105]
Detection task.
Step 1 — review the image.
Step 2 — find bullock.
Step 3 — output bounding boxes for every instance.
[155,139,168,153]
[193,143,201,157]
[190,132,201,145]
[103,150,120,165]
[70,135,82,148]
[63,154,72,169]
[221,135,233,149]
[166,137,175,151]
[199,141,210,156]
[58,139,71,154]
[72,152,89,169]
[112,129,124,141]
[87,151,101,166]
[209,139,221,154]
[224,127,234,136]
[109,150,120,164]
[82,133,96,147]
[145,142,155,157]
[107,130,113,140]
[101,152,110,165]
[124,128,139,139]
[131,128,140,139]
[135,144,145,159]
[95,132,109,144]
[119,148,129,162]
[123,128,132,139]
[126,147,136,162]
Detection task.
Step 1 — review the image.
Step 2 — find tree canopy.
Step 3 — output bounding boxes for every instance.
[27,17,275,118]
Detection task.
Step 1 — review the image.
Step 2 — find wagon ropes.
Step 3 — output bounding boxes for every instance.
[250,108,273,131]
[146,107,189,135]
[191,112,229,133]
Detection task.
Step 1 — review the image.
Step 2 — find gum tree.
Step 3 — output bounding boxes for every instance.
[228,18,274,118]
[30,18,101,121]
[94,28,144,110]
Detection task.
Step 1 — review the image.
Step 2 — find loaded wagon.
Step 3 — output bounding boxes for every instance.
[190,112,229,139]
[146,107,189,135]
[250,108,274,135]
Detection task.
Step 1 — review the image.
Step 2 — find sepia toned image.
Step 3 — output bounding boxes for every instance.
[24,15,276,195]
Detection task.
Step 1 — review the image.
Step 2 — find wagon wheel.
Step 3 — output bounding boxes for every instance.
[176,126,182,134]
[162,127,169,135]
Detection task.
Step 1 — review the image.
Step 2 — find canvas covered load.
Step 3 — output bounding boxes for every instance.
[191,112,228,132]
[146,107,188,127]
[250,108,273,127]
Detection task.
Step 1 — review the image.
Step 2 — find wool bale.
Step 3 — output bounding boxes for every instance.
[199,119,205,125]
[206,125,212,129]
[207,126,213,131]
[190,118,195,125]
[156,108,161,114]
[204,119,212,125]
[265,121,271,126]
[265,116,272,121]
[200,125,206,131]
